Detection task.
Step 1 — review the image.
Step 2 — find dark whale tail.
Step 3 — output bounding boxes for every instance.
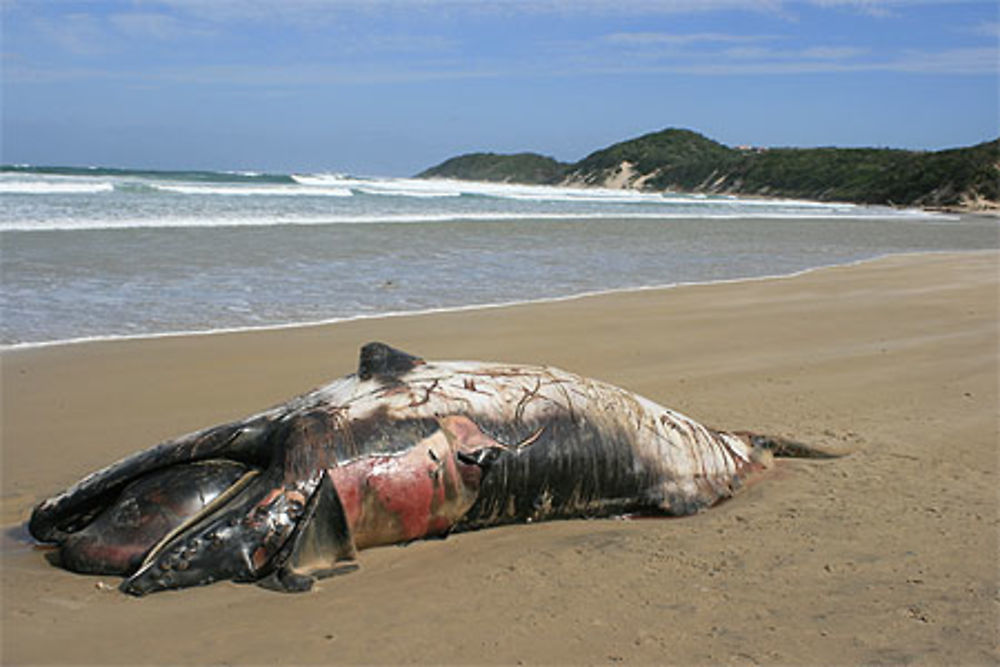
[733,431,847,460]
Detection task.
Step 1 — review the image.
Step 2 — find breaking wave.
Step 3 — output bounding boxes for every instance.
[1,164,950,233]
[150,183,354,197]
[0,181,115,195]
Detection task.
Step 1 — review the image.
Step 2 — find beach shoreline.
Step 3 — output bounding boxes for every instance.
[6,169,996,348]
[2,247,992,352]
[2,250,997,664]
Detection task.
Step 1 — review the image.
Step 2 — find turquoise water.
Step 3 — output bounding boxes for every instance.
[1,166,997,346]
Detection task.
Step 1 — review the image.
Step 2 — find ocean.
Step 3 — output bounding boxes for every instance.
[1,165,997,348]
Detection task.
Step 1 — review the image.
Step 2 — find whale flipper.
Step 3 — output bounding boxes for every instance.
[262,470,358,593]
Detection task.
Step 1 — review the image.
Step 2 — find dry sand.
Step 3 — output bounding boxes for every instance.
[2,251,997,665]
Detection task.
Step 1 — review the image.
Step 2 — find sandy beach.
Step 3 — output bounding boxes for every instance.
[1,251,997,665]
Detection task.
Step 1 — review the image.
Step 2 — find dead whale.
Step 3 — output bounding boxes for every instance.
[29,342,832,595]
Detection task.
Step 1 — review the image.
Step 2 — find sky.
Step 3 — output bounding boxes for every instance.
[2,0,998,175]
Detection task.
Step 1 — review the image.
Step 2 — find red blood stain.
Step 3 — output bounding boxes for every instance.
[367,455,435,540]
[329,451,439,542]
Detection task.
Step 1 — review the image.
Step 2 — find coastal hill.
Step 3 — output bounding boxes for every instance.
[417,128,1000,211]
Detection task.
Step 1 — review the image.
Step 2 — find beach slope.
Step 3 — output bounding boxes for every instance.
[2,252,997,664]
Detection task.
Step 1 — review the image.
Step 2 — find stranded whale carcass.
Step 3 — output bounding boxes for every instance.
[29,342,832,595]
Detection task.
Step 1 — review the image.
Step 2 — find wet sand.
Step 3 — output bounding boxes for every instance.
[2,251,997,665]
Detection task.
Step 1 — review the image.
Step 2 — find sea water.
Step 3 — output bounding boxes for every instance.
[1,166,997,347]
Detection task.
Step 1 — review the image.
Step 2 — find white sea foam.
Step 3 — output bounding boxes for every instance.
[0,181,115,195]
[295,173,465,198]
[0,172,861,210]
[150,183,354,197]
[290,173,866,208]
[397,177,670,203]
[355,186,463,199]
[291,173,349,185]
[294,173,466,197]
[0,207,950,233]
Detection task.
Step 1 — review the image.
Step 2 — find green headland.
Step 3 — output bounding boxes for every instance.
[418,128,999,212]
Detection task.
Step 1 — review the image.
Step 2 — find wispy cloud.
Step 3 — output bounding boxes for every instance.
[103,0,904,28]
[153,61,507,87]
[807,0,897,17]
[148,0,787,20]
[605,44,997,75]
[20,5,454,59]
[8,41,991,88]
[603,32,776,46]
[580,30,875,73]
[720,44,870,60]
[32,13,110,56]
[968,20,1000,37]
[143,0,991,20]
[888,46,998,74]
[10,0,996,84]
[800,46,869,59]
[342,34,459,55]
[108,12,213,41]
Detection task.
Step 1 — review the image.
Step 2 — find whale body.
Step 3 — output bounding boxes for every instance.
[29,342,827,595]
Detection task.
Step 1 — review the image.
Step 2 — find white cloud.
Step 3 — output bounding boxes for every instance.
[806,0,896,17]
[8,41,993,88]
[12,0,996,83]
[723,46,780,59]
[488,0,786,12]
[148,0,787,19]
[969,20,1000,37]
[804,0,996,18]
[800,46,868,59]
[3,62,125,84]
[32,13,110,56]
[144,0,989,19]
[603,32,776,46]
[641,44,996,74]
[151,61,506,86]
[889,46,999,74]
[109,12,211,41]
[593,31,870,68]
[345,34,458,55]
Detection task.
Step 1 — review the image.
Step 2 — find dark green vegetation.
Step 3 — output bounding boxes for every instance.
[418,129,1000,210]
[416,152,569,184]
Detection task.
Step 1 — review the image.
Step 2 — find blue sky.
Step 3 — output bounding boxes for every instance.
[2,0,998,175]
